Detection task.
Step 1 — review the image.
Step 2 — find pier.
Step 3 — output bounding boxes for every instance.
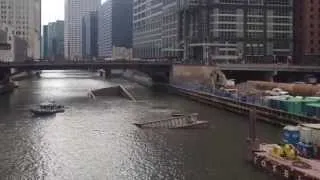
[169,85,320,126]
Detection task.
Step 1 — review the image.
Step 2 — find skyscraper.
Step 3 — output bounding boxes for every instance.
[133,0,163,58]
[64,0,100,60]
[48,21,64,60]
[42,25,49,58]
[133,0,293,63]
[98,0,132,58]
[81,11,98,59]
[0,0,41,59]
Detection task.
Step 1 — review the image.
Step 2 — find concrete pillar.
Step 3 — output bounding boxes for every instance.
[264,71,277,82]
[104,69,111,79]
[35,71,41,78]
[0,68,10,82]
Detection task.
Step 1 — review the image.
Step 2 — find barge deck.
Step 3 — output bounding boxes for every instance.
[253,144,320,180]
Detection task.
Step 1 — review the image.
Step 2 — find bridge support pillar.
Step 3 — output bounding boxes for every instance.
[104,69,111,79]
[35,71,41,78]
[264,71,277,82]
[0,68,11,84]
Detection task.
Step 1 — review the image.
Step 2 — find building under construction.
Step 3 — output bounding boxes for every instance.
[178,0,293,63]
[133,0,293,63]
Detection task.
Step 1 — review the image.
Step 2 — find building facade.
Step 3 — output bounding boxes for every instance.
[48,21,64,60]
[0,24,27,62]
[0,0,41,59]
[179,0,293,63]
[133,0,293,63]
[294,0,320,64]
[81,11,98,59]
[42,25,49,59]
[64,0,100,60]
[98,0,132,58]
[133,0,163,58]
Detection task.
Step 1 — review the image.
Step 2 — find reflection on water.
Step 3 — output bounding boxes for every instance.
[0,70,280,179]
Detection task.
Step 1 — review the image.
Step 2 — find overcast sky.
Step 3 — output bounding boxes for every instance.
[42,0,106,25]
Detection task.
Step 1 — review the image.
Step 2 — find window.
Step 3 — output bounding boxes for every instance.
[311,48,314,53]
[310,40,314,44]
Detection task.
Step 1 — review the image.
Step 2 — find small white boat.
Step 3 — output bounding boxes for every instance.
[30,101,65,116]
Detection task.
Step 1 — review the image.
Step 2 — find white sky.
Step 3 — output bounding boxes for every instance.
[42,0,65,25]
[42,0,106,25]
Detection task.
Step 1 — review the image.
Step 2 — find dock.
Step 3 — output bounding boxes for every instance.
[169,85,320,126]
[134,113,209,129]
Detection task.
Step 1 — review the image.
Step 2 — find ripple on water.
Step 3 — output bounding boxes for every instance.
[0,71,276,180]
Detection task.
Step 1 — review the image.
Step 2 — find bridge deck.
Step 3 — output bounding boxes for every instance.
[1,60,320,72]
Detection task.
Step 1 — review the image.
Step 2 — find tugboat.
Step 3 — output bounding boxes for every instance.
[30,101,65,116]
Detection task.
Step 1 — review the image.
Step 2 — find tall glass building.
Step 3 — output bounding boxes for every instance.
[48,21,64,60]
[81,11,98,59]
[64,0,100,60]
[98,0,133,58]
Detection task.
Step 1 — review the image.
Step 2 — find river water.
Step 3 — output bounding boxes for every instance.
[0,70,281,180]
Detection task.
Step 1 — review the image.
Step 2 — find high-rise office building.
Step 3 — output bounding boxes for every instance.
[133,0,293,63]
[179,0,293,63]
[42,25,49,59]
[0,0,41,59]
[133,0,164,58]
[48,21,64,60]
[294,0,320,64]
[81,11,98,59]
[98,0,132,58]
[64,0,100,60]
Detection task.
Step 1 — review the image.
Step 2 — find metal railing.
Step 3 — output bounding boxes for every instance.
[0,59,173,67]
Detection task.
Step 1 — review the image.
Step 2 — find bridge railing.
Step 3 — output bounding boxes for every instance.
[0,59,173,66]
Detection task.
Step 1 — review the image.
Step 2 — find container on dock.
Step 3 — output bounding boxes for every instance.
[300,127,313,144]
[306,103,320,118]
[296,142,314,159]
[301,124,320,146]
[287,98,303,115]
[267,96,290,110]
[305,97,320,101]
[282,126,300,145]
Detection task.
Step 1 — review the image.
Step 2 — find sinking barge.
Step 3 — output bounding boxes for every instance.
[134,113,209,129]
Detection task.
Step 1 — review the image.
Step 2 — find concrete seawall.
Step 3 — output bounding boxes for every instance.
[122,70,152,87]
[171,65,218,87]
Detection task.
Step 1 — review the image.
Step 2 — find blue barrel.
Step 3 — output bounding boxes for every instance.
[296,142,314,159]
[282,126,300,145]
